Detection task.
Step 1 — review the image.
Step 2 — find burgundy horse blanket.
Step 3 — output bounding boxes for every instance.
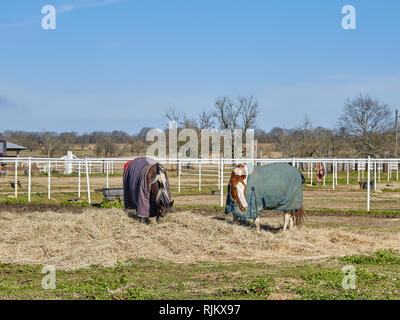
[123,157,171,218]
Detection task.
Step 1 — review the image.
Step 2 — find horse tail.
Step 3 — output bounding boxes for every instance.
[293,206,305,227]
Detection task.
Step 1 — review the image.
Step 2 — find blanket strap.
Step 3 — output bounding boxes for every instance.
[249,186,260,219]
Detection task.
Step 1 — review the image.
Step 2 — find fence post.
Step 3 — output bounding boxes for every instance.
[78,161,81,198]
[178,160,181,193]
[217,160,221,190]
[28,156,31,202]
[332,161,335,190]
[347,162,349,185]
[374,160,377,191]
[220,157,224,207]
[106,161,109,188]
[198,160,201,192]
[310,162,313,186]
[336,162,338,185]
[48,159,51,199]
[85,157,91,204]
[14,159,18,198]
[323,162,326,186]
[367,156,371,211]
[378,163,381,182]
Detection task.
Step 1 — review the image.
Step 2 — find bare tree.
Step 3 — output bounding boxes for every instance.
[278,134,298,157]
[181,113,197,129]
[212,95,259,157]
[213,95,259,134]
[165,107,214,130]
[95,134,117,157]
[337,94,392,156]
[238,95,259,133]
[212,96,241,135]
[197,110,214,129]
[165,107,181,126]
[296,116,317,157]
[40,132,59,157]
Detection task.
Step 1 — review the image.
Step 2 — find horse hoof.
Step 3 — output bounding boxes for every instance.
[137,217,150,224]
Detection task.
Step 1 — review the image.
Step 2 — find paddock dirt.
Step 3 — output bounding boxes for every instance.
[0,206,399,270]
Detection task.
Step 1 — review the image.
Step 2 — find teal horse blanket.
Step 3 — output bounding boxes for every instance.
[225,163,305,219]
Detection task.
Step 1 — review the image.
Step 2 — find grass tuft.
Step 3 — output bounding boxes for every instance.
[340,249,400,265]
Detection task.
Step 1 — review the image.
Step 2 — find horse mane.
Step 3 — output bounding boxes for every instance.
[149,163,171,207]
[230,164,248,210]
[157,188,170,207]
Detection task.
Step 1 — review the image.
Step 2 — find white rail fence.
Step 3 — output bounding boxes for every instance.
[0,156,399,211]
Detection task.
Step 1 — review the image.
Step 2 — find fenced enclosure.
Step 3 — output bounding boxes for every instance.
[1,156,400,212]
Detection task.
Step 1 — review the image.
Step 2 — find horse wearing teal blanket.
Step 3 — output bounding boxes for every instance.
[225,162,305,232]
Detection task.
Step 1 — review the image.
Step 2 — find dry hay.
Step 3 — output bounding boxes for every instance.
[0,208,399,270]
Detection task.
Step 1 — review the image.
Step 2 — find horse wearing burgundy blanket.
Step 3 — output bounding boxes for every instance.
[123,157,173,222]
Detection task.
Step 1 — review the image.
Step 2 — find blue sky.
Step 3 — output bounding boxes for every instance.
[1,0,399,134]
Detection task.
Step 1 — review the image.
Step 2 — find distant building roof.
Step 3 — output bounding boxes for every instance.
[6,141,27,151]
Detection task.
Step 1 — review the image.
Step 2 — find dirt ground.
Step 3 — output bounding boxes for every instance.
[2,170,400,211]
[171,182,400,211]
[0,204,399,270]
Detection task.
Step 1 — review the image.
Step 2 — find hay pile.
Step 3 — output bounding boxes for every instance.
[0,208,399,270]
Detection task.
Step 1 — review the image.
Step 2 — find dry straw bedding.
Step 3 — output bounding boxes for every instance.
[0,208,399,270]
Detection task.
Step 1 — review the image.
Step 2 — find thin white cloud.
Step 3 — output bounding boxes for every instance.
[57,4,78,14]
[57,0,127,14]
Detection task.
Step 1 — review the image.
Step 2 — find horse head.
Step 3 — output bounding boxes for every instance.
[149,163,174,219]
[229,163,248,212]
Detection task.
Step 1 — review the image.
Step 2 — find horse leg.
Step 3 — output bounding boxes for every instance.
[254,216,260,233]
[232,214,239,223]
[289,211,294,229]
[283,213,290,231]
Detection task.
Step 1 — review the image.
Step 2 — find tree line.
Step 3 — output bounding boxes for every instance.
[1,93,397,158]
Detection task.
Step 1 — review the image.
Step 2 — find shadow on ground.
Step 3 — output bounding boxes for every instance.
[214,216,282,233]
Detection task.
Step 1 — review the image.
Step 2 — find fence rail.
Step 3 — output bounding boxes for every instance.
[1,156,399,210]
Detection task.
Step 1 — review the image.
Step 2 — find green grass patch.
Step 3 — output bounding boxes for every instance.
[244,277,273,296]
[1,258,399,300]
[382,188,400,193]
[174,205,223,211]
[58,200,92,207]
[99,198,124,208]
[0,198,42,205]
[38,171,122,178]
[295,265,390,300]
[340,249,400,265]
[172,188,227,196]
[308,208,400,216]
